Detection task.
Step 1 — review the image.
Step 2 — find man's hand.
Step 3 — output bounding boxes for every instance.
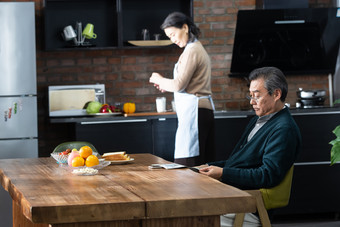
[199,166,223,180]
[195,164,209,169]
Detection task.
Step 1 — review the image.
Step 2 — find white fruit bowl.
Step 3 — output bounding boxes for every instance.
[50,141,99,164]
[51,153,69,164]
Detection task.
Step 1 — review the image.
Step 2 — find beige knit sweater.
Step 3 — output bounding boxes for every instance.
[157,41,213,110]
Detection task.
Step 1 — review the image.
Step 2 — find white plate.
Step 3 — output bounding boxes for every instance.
[88,112,122,116]
[108,158,134,165]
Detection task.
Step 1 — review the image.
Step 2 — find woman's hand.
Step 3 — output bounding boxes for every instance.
[153,84,166,93]
[149,72,163,84]
[199,166,223,180]
[150,72,165,92]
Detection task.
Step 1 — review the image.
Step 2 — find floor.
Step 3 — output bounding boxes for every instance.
[271,213,340,227]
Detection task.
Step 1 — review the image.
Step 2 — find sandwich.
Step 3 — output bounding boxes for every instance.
[102,151,130,161]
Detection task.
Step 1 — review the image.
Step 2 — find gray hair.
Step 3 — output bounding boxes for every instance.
[248,67,288,102]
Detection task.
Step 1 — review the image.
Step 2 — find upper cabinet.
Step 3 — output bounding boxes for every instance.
[44,0,193,50]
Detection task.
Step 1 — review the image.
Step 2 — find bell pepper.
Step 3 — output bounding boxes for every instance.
[100,104,112,113]
[123,102,136,114]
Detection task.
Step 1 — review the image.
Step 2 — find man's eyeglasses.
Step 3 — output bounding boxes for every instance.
[246,92,268,103]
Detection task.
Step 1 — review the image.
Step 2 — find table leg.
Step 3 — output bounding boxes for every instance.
[13,201,48,227]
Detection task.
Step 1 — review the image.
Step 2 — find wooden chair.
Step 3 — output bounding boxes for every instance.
[233,166,294,227]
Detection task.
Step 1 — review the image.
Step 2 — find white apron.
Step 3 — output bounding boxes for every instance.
[173,63,214,159]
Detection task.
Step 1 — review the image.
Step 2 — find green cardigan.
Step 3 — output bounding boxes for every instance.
[209,107,302,190]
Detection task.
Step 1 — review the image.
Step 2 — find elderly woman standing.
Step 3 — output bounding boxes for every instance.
[149,12,215,167]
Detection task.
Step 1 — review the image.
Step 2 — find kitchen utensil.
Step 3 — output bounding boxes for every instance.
[154,34,161,40]
[82,23,97,39]
[296,88,326,108]
[74,21,85,45]
[296,88,326,99]
[62,25,77,41]
[142,29,150,40]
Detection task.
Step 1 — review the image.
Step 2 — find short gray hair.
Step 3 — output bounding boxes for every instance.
[248,67,288,102]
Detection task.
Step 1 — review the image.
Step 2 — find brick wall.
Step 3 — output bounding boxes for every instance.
[13,0,334,156]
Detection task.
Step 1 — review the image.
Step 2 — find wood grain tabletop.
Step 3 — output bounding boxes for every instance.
[0,153,256,226]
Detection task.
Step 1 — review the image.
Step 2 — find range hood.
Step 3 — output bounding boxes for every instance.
[230,8,340,77]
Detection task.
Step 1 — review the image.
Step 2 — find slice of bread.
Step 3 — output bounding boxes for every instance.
[102,151,129,160]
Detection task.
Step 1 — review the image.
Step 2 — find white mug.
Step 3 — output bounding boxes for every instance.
[156,97,166,113]
[171,100,176,112]
[62,25,77,41]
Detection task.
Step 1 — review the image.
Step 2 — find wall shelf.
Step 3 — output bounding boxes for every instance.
[44,0,192,50]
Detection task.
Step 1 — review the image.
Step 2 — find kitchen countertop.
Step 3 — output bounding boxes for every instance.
[49,106,340,124]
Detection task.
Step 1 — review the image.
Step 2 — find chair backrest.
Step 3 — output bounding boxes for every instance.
[259,165,294,210]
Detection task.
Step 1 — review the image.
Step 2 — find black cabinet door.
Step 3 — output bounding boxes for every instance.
[214,116,250,161]
[75,120,152,154]
[152,118,177,162]
[275,113,340,215]
[275,164,340,215]
[292,113,340,162]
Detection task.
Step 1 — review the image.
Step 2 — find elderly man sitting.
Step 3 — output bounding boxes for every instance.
[199,67,302,226]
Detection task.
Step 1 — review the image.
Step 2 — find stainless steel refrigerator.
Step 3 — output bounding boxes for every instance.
[0,3,38,227]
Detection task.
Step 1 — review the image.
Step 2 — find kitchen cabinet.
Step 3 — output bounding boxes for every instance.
[293,113,338,162]
[74,114,251,163]
[75,117,178,161]
[44,0,192,50]
[214,114,251,161]
[279,164,340,214]
[275,112,340,216]
[75,119,153,154]
[151,118,177,162]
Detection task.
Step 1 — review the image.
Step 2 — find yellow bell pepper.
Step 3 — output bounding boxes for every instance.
[123,102,136,114]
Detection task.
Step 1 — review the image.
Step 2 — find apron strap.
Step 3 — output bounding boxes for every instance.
[198,95,215,111]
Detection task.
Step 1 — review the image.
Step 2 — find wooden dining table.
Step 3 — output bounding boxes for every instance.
[0,153,256,227]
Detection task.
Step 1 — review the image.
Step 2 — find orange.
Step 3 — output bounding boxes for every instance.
[85,155,99,167]
[72,156,85,167]
[67,150,80,167]
[79,146,92,159]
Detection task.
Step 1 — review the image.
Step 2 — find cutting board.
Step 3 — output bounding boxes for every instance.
[124,112,176,117]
